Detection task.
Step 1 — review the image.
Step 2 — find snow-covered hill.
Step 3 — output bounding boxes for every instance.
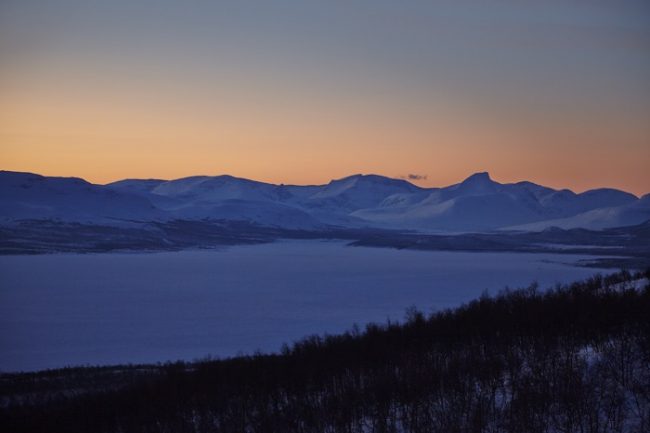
[1,170,647,231]
[0,171,161,223]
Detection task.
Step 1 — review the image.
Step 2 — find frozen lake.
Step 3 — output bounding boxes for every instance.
[0,240,608,372]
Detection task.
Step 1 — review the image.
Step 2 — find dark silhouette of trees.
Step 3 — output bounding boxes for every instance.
[1,269,649,433]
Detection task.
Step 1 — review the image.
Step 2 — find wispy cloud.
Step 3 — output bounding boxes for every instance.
[401,174,427,181]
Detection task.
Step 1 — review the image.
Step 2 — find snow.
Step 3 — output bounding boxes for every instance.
[0,240,610,372]
[305,174,423,211]
[106,178,166,194]
[353,174,643,231]
[0,171,161,223]
[151,175,280,203]
[506,195,650,231]
[445,171,499,195]
[2,170,647,231]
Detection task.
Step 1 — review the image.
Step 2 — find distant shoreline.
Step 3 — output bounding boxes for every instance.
[2,219,648,269]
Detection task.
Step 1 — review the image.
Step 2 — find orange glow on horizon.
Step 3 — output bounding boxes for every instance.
[2,84,648,195]
[1,47,649,197]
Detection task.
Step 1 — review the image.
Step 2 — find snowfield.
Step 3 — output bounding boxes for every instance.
[0,240,610,372]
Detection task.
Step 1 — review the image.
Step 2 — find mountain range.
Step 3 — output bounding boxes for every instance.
[1,170,649,232]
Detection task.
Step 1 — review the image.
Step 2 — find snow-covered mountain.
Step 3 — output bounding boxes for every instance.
[1,170,647,231]
[352,172,641,231]
[0,171,161,223]
[506,194,650,231]
[107,175,323,228]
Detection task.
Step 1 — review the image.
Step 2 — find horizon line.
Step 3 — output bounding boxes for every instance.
[1,168,646,198]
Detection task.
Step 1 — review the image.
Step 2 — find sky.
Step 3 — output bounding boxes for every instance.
[1,0,649,195]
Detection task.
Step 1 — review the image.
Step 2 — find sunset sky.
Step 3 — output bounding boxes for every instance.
[1,1,649,194]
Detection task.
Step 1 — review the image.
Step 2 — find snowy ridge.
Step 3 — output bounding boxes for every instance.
[1,170,648,231]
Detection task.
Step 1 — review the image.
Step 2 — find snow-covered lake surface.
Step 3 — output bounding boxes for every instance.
[0,240,609,372]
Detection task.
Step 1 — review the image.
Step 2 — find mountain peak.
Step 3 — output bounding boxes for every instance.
[449,172,499,195]
[329,173,419,188]
[463,172,492,183]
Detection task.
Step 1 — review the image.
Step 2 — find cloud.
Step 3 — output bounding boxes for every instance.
[401,174,428,181]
